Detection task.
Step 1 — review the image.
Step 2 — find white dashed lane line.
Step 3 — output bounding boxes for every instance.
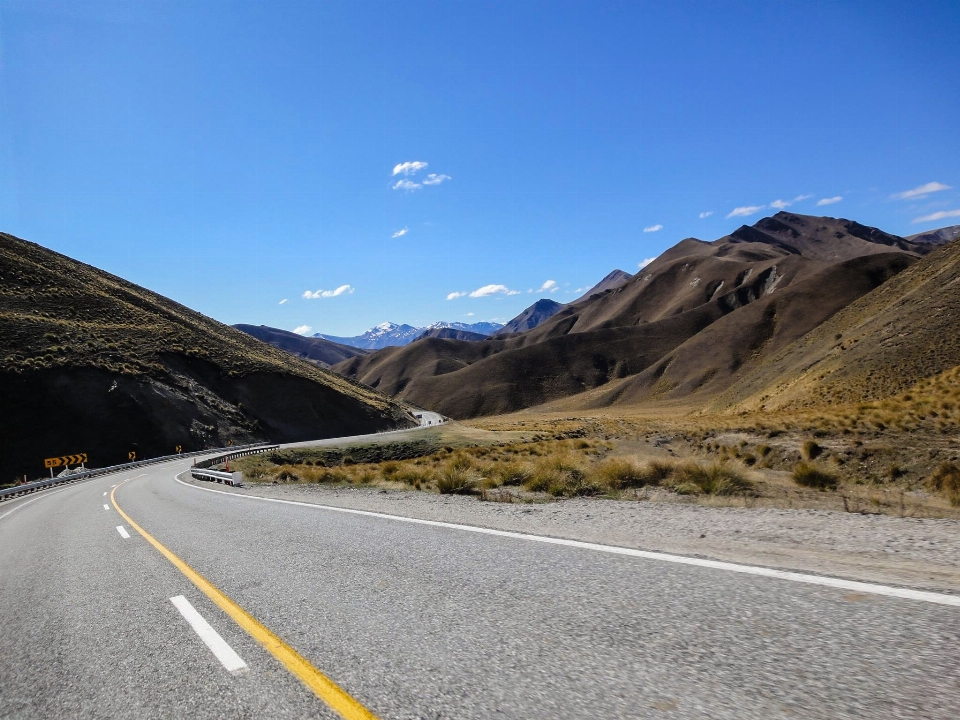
[116,525,130,539]
[169,595,249,675]
[103,504,110,510]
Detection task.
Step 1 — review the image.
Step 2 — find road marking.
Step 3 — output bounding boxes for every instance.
[103,492,108,496]
[175,474,960,608]
[116,525,130,539]
[103,504,110,510]
[0,486,71,522]
[111,481,379,720]
[170,595,248,675]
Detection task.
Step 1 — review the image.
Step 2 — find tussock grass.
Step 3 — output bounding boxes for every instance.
[793,462,839,490]
[670,462,753,496]
[927,462,960,506]
[801,440,822,461]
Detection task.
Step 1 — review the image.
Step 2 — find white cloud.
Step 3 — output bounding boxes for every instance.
[643,224,663,233]
[793,194,813,202]
[422,173,451,186]
[447,291,467,300]
[303,285,354,299]
[892,181,951,201]
[817,196,843,206]
[392,180,421,191]
[279,298,288,305]
[727,205,765,218]
[638,257,657,270]
[537,279,558,292]
[392,227,409,238]
[699,211,713,219]
[392,161,428,176]
[769,199,791,210]
[465,312,475,317]
[469,284,521,298]
[292,325,312,335]
[912,209,960,224]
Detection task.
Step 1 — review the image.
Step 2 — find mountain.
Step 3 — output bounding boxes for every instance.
[316,320,503,349]
[495,270,633,337]
[414,327,489,342]
[495,299,564,335]
[0,232,415,479]
[714,233,960,413]
[333,213,947,419]
[906,224,960,246]
[571,269,633,304]
[316,322,423,350]
[233,325,367,367]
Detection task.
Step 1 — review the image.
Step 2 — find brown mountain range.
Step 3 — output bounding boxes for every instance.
[333,213,951,419]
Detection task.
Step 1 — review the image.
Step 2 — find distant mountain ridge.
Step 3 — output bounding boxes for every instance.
[334,213,954,419]
[233,325,367,367]
[496,269,633,336]
[316,320,503,350]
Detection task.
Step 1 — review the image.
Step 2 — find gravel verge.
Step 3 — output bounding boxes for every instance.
[183,477,960,594]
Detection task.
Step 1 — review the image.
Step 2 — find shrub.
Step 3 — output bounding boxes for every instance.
[436,466,478,495]
[670,462,752,495]
[496,463,530,486]
[595,458,647,490]
[595,458,674,490]
[793,462,838,490]
[525,455,597,496]
[394,467,433,486]
[927,462,960,506]
[801,440,822,461]
[756,444,772,457]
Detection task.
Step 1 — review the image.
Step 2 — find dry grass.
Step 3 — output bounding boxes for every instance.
[793,462,839,490]
[927,462,960,506]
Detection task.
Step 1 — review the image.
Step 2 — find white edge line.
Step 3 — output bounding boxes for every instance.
[0,486,72,522]
[170,595,248,675]
[173,474,960,608]
[116,525,130,539]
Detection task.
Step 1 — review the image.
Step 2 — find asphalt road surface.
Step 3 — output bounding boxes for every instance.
[1,446,958,719]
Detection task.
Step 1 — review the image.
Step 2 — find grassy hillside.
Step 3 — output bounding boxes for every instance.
[335,213,937,419]
[717,235,960,413]
[0,232,414,479]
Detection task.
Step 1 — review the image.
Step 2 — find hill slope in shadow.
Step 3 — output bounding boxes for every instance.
[0,232,414,479]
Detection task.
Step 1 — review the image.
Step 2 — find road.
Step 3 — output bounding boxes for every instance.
[1,444,958,719]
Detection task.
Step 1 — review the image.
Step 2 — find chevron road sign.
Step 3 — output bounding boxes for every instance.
[44,453,88,469]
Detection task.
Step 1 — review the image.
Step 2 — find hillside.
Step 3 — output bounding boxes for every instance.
[334,213,945,419]
[0,232,415,479]
[715,235,960,413]
[906,224,960,245]
[414,327,489,342]
[234,324,366,367]
[571,268,633,304]
[495,299,563,335]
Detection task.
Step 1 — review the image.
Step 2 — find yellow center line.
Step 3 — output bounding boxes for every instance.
[110,478,379,720]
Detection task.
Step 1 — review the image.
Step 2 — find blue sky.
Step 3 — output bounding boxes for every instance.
[2,0,958,336]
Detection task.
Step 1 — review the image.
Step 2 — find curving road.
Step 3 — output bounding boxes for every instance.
[1,445,958,719]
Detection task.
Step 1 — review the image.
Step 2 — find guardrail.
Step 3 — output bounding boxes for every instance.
[0,442,274,503]
[189,445,280,487]
[190,468,244,487]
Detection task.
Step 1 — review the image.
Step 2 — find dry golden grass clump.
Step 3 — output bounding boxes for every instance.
[235,435,759,501]
[792,462,839,490]
[927,462,960,506]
